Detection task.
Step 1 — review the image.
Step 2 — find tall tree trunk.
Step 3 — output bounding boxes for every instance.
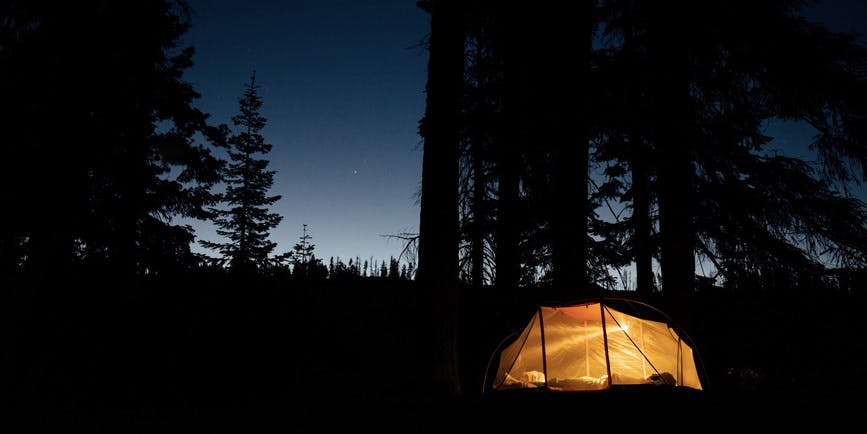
[549,1,592,300]
[649,3,694,304]
[632,152,654,295]
[624,5,654,296]
[470,139,486,290]
[467,35,487,291]
[416,0,464,396]
[495,149,520,298]
[495,3,523,306]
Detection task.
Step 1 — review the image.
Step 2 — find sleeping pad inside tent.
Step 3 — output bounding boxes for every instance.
[488,299,704,392]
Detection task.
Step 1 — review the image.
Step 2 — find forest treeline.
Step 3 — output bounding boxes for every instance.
[1,0,422,415]
[4,2,863,292]
[414,0,867,395]
[2,1,239,281]
[2,0,867,411]
[0,2,415,284]
[418,0,867,299]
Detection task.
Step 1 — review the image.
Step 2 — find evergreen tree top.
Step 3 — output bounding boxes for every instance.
[201,71,283,273]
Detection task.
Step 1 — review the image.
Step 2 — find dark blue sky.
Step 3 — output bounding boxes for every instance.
[180,0,865,264]
[183,0,430,264]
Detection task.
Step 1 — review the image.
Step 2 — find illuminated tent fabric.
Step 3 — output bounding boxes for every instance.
[488,299,703,392]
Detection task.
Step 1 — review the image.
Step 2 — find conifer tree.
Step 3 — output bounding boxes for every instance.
[291,223,316,273]
[293,224,314,261]
[201,72,282,272]
[1,1,227,277]
[388,256,400,280]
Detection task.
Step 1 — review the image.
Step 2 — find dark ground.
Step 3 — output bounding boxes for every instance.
[3,275,865,432]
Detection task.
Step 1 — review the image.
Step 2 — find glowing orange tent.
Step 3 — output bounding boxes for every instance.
[485,298,704,392]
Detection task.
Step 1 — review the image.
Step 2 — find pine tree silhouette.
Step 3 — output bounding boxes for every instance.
[201,71,282,273]
[292,224,325,277]
[293,224,315,264]
[1,1,227,278]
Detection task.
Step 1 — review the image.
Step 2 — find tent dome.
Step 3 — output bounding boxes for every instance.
[484,297,705,393]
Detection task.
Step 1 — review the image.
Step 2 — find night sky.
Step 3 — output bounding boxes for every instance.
[181,0,429,264]
[180,0,865,264]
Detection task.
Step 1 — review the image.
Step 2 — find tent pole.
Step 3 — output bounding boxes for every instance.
[640,320,646,379]
[677,336,683,386]
[538,306,548,388]
[600,302,611,388]
[584,320,589,377]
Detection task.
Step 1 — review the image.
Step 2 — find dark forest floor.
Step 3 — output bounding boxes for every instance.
[3,275,865,432]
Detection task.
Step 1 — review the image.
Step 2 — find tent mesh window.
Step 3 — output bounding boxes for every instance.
[487,299,703,392]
